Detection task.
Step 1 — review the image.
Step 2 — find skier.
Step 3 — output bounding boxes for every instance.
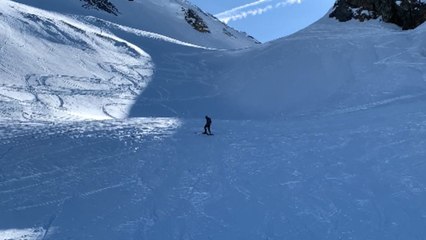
[203,115,212,135]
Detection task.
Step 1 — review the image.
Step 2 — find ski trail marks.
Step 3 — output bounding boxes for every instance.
[0,2,155,121]
[328,93,426,115]
[0,147,13,161]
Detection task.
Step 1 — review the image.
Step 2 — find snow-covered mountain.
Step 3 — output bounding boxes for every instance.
[2,0,426,239]
[0,0,258,121]
[5,0,426,120]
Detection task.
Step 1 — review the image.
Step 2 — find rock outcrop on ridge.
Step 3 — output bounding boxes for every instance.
[330,0,426,29]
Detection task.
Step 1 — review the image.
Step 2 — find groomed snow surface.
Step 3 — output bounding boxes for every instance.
[2,0,426,239]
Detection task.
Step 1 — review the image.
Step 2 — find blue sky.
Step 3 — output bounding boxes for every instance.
[189,0,336,42]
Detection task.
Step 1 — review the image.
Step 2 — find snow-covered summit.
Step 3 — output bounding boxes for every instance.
[11,0,259,49]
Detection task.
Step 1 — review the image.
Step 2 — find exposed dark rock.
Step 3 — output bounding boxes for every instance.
[80,0,119,16]
[247,35,261,44]
[182,8,210,33]
[330,0,426,30]
[223,28,236,38]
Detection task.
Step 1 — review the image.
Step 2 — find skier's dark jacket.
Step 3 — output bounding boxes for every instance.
[205,116,212,126]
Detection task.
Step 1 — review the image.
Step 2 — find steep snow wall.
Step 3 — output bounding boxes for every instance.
[129,18,426,119]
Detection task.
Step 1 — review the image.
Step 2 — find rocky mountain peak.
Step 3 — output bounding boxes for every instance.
[182,7,210,33]
[330,0,426,29]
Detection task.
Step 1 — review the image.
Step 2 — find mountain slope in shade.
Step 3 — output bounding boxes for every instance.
[129,18,426,119]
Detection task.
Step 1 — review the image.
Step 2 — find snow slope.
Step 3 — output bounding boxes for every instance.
[0,1,154,121]
[219,18,426,118]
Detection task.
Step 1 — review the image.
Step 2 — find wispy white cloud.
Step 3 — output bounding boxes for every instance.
[276,0,302,7]
[220,0,271,13]
[215,0,303,24]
